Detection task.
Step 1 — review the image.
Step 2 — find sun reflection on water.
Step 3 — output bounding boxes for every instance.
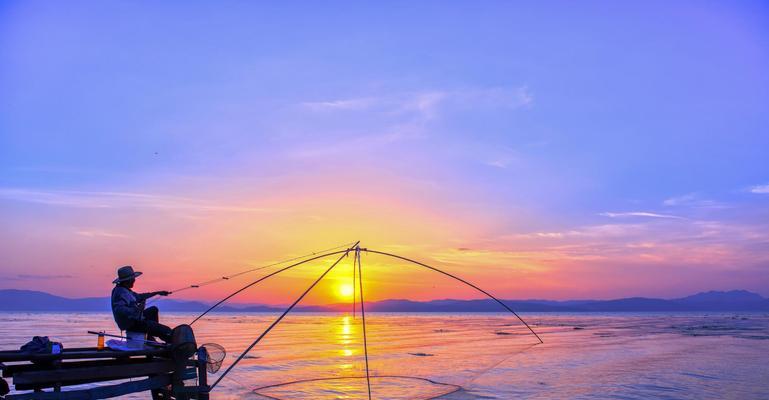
[339,315,357,364]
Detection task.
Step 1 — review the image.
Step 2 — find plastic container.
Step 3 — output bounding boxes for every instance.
[97,332,105,350]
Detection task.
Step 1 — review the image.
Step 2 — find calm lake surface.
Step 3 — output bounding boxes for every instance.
[1,312,768,399]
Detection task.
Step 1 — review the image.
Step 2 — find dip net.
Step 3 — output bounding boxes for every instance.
[200,343,226,373]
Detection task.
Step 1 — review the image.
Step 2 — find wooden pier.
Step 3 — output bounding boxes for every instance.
[0,345,209,400]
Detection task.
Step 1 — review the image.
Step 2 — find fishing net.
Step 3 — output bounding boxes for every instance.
[253,376,461,400]
[200,343,226,373]
[196,248,543,399]
[226,312,537,399]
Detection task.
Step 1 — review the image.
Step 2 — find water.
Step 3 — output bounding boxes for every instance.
[1,312,768,399]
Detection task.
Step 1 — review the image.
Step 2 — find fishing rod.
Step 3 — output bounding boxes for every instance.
[189,248,355,325]
[167,241,357,295]
[362,248,544,344]
[209,241,359,390]
[144,241,357,307]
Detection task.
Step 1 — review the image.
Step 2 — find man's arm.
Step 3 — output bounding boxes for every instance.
[136,291,171,301]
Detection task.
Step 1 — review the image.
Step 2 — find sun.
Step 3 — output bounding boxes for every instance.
[337,283,354,299]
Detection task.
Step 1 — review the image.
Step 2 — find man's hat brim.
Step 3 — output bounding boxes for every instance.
[113,271,142,284]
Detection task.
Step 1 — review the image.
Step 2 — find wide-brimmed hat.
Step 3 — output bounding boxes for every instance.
[113,265,142,284]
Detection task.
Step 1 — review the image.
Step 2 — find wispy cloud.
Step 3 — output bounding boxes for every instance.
[3,274,76,281]
[301,86,532,121]
[599,211,685,220]
[663,193,697,206]
[483,148,519,169]
[291,86,533,162]
[0,188,279,213]
[748,184,769,194]
[485,159,513,169]
[301,97,378,111]
[663,193,727,209]
[75,230,129,238]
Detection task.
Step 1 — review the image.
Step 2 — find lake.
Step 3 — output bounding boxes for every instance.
[1,312,768,399]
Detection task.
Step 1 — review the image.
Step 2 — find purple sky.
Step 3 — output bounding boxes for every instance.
[1,1,768,301]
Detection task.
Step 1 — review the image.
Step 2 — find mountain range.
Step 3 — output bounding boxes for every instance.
[1,289,768,312]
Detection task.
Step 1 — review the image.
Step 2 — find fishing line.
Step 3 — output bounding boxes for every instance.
[459,342,539,388]
[190,248,352,325]
[209,242,358,390]
[146,241,357,306]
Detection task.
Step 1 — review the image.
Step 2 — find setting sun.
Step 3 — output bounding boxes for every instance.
[337,283,354,300]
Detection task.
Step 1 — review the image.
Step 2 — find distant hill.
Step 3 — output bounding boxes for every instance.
[0,289,281,313]
[1,289,767,313]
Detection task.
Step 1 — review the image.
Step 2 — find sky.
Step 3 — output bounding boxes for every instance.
[1,1,768,304]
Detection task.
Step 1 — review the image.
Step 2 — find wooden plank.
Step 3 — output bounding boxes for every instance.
[13,360,175,386]
[5,374,172,400]
[2,357,175,378]
[0,348,169,363]
[14,369,196,391]
[3,358,161,377]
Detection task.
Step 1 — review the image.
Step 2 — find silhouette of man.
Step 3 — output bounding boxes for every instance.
[111,265,172,343]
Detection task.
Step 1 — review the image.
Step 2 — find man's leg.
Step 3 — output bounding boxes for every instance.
[142,320,173,343]
[143,306,160,323]
[139,306,173,343]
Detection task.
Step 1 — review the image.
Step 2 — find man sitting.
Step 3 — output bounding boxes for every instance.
[111,265,172,343]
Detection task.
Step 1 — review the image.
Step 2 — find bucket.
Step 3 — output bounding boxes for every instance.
[171,325,197,361]
[126,331,147,349]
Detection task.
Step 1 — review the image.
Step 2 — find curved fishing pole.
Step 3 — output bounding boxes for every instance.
[363,248,544,344]
[190,248,352,325]
[209,242,358,390]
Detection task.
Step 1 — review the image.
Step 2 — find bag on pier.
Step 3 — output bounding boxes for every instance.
[20,336,63,365]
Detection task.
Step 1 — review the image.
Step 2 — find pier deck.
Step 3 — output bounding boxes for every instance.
[0,346,208,400]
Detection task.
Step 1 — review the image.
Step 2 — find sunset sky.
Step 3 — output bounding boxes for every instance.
[1,1,768,304]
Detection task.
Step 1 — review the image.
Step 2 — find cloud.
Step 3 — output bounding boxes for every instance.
[749,184,769,194]
[292,86,533,163]
[301,97,377,111]
[76,230,129,238]
[599,211,685,220]
[663,193,697,206]
[301,86,532,121]
[4,274,76,281]
[287,128,419,159]
[0,188,280,213]
[663,193,727,209]
[486,159,512,169]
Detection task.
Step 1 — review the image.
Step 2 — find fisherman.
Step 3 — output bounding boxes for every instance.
[111,265,172,343]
